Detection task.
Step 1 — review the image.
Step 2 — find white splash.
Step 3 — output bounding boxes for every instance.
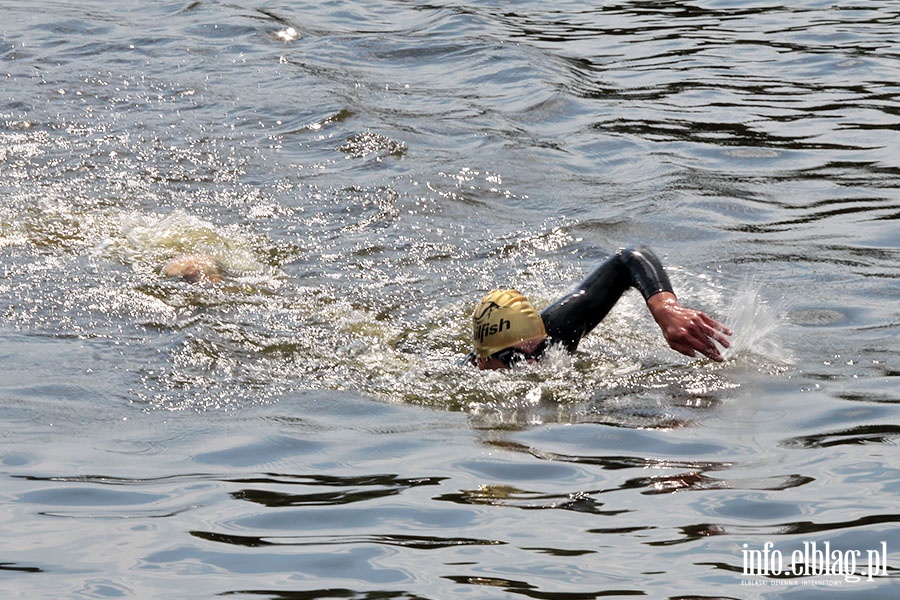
[93,209,269,277]
[274,27,300,43]
[722,279,792,365]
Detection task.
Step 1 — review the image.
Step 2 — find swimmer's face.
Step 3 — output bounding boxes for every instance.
[476,336,547,370]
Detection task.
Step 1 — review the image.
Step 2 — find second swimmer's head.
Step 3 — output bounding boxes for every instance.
[161,253,223,283]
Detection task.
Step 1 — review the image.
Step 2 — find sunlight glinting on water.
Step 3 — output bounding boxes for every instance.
[1,1,898,597]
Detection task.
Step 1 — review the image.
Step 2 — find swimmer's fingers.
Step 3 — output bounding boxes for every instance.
[699,313,733,337]
[699,315,732,348]
[669,338,723,362]
[665,325,724,362]
[681,316,732,362]
[697,338,725,362]
[690,334,726,362]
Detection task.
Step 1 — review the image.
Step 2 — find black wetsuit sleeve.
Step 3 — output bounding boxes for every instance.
[539,245,674,352]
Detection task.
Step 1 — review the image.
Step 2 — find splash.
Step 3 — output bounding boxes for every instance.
[721,279,792,366]
[93,210,272,280]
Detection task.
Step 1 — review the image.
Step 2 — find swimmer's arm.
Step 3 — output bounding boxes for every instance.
[541,245,675,351]
[646,291,732,362]
[619,246,673,301]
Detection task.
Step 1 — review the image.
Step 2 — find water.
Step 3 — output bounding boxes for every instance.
[1,1,898,598]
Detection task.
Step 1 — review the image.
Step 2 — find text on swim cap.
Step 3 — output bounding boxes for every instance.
[475,318,510,343]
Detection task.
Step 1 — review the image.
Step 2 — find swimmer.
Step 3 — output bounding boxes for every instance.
[469,245,732,370]
[161,253,223,283]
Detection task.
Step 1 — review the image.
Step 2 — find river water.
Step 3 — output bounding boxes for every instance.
[1,1,898,598]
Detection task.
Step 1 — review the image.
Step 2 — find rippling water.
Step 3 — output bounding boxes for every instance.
[1,1,898,598]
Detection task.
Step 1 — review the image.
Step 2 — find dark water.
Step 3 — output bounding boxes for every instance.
[1,1,898,598]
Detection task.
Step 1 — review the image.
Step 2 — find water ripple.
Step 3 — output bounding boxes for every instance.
[2,1,899,598]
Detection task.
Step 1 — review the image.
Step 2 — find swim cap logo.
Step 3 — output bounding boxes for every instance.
[473,301,511,343]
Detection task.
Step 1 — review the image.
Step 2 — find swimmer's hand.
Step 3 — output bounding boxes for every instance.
[647,292,732,362]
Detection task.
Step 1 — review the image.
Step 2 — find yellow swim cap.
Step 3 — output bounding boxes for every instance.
[472,289,547,358]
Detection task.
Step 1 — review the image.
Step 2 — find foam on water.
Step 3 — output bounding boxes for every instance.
[94,210,274,280]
